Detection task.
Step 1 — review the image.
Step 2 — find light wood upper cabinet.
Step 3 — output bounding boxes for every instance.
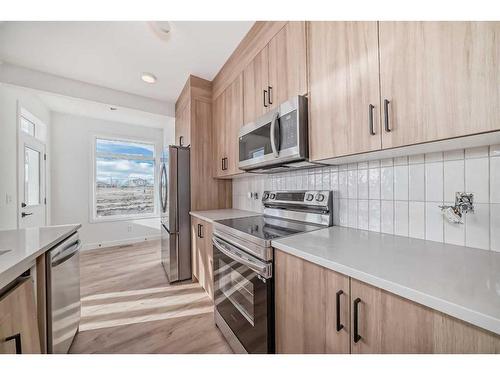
[175,102,190,147]
[379,21,500,148]
[213,74,244,178]
[268,22,308,110]
[350,278,500,354]
[308,21,382,161]
[275,250,350,354]
[0,278,41,354]
[243,46,269,125]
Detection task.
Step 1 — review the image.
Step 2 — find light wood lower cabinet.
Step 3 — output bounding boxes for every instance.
[275,250,350,353]
[191,217,214,300]
[275,249,500,354]
[0,277,41,354]
[350,279,500,354]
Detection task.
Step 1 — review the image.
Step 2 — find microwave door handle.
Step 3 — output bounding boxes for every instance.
[270,111,280,158]
[212,238,271,278]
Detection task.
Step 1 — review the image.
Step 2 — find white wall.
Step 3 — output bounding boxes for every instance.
[233,146,500,253]
[50,112,164,249]
[0,84,51,230]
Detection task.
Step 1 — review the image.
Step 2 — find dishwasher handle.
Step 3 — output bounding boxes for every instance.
[51,240,81,267]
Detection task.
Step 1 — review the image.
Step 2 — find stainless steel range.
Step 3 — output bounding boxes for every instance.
[212,190,333,353]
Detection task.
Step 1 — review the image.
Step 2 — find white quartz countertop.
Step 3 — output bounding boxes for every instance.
[190,209,260,223]
[272,226,500,335]
[0,224,81,290]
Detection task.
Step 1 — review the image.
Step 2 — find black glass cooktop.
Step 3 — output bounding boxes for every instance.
[216,215,323,241]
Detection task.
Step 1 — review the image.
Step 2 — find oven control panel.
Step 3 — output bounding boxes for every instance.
[262,190,331,207]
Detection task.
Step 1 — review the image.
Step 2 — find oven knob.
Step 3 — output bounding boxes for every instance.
[270,193,276,199]
[316,194,325,202]
[306,193,314,201]
[263,192,269,200]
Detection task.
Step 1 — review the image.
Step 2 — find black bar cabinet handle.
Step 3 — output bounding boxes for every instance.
[369,104,375,135]
[268,86,273,105]
[179,135,184,146]
[353,297,362,343]
[383,99,391,132]
[221,157,227,171]
[263,89,268,108]
[336,290,344,332]
[5,333,22,354]
[199,224,204,239]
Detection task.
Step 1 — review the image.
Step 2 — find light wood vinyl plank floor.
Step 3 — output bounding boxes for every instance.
[69,240,232,354]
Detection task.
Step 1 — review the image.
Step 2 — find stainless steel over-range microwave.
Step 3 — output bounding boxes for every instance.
[238,95,309,171]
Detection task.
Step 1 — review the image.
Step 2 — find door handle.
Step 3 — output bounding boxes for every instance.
[5,333,22,354]
[268,86,273,105]
[336,290,344,332]
[353,297,362,343]
[263,89,268,108]
[21,212,33,218]
[383,99,391,132]
[368,104,376,135]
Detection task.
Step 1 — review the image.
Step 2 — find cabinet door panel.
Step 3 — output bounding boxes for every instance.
[212,93,227,177]
[379,21,500,148]
[308,21,381,161]
[224,74,244,176]
[190,217,201,281]
[0,278,41,354]
[268,22,308,109]
[202,222,214,301]
[175,102,190,147]
[275,250,350,353]
[243,47,269,125]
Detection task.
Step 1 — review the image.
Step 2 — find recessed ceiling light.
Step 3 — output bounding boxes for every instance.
[141,72,157,84]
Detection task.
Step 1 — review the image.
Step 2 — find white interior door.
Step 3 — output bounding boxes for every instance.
[18,131,46,228]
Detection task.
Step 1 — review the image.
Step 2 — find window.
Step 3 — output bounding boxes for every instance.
[20,116,36,136]
[93,137,156,219]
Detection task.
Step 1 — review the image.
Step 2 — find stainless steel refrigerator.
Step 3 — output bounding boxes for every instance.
[160,145,191,282]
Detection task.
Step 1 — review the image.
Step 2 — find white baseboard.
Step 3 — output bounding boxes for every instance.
[81,235,161,251]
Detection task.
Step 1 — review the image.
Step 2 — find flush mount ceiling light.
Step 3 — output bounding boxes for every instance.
[141,72,157,84]
[148,21,172,41]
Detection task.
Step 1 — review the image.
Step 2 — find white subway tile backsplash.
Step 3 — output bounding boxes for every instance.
[380,167,394,200]
[381,200,394,234]
[409,201,425,239]
[491,205,500,252]
[394,201,409,236]
[425,162,443,202]
[409,154,425,164]
[394,165,409,201]
[348,170,358,199]
[358,200,369,230]
[443,201,465,246]
[369,168,380,199]
[490,144,500,157]
[444,149,464,161]
[465,158,489,204]
[425,152,443,163]
[233,145,499,252]
[465,203,490,250]
[425,202,443,242]
[348,199,358,228]
[409,164,425,201]
[380,158,393,167]
[443,160,464,202]
[465,146,489,159]
[358,169,368,199]
[491,157,500,203]
[394,156,408,166]
[369,200,381,232]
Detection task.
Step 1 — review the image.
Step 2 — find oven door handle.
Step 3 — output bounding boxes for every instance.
[270,111,280,158]
[212,237,272,279]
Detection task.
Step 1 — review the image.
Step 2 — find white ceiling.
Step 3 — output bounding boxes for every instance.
[0,21,253,103]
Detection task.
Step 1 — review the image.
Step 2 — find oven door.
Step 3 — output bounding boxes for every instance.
[212,236,274,354]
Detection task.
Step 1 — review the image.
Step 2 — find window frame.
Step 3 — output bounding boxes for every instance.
[90,134,159,223]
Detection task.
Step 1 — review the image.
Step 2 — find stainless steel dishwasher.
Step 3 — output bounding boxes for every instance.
[46,232,81,354]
